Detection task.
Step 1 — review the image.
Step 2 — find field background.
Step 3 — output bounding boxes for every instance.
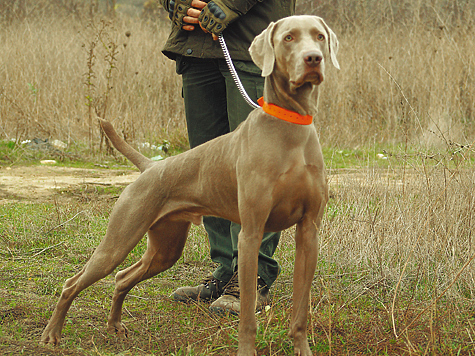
[1,0,475,355]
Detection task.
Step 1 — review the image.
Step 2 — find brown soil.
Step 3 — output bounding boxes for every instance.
[0,165,140,204]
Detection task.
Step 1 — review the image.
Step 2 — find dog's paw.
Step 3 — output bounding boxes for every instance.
[293,344,312,356]
[107,322,128,338]
[236,347,257,356]
[40,328,61,346]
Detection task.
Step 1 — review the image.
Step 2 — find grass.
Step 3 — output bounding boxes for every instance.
[0,135,187,170]
[1,0,475,354]
[1,146,475,354]
[5,133,473,173]
[1,1,474,151]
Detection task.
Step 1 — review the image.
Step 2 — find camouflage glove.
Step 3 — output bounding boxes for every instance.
[198,1,239,35]
[168,0,194,27]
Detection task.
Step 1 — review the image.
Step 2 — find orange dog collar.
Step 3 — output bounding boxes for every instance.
[257,97,313,125]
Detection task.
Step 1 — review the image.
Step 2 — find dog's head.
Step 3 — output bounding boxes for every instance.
[250,15,339,92]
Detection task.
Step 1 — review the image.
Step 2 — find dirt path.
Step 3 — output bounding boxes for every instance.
[0,165,140,204]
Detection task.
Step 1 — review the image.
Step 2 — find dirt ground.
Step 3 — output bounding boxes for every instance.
[0,165,140,204]
[0,164,409,205]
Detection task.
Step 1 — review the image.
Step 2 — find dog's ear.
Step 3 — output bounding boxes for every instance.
[249,21,276,77]
[318,17,340,70]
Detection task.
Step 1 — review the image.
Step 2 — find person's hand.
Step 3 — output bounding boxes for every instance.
[183,0,219,40]
[199,22,219,41]
[182,0,207,31]
[198,1,238,40]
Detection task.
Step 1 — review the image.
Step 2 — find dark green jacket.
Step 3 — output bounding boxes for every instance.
[161,0,296,62]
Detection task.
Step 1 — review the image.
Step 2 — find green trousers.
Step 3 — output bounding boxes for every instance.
[176,56,281,287]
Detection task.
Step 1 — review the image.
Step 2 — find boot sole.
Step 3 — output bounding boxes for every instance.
[209,305,239,316]
[171,292,220,303]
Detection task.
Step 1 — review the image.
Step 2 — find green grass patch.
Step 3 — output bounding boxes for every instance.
[0,138,186,170]
[3,137,473,174]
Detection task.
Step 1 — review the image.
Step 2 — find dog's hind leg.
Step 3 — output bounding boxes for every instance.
[40,227,147,346]
[40,184,162,345]
[107,218,190,335]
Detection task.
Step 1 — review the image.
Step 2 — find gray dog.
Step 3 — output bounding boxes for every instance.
[40,15,339,356]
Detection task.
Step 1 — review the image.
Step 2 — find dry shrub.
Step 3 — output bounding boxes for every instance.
[0,3,185,150]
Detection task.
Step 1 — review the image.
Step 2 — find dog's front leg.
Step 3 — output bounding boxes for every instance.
[236,187,270,356]
[289,215,321,356]
[237,225,263,356]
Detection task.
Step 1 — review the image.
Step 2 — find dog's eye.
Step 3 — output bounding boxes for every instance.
[284,34,293,42]
[317,34,325,41]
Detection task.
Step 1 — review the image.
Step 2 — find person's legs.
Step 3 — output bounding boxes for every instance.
[180,57,229,148]
[203,217,234,283]
[171,57,235,303]
[220,60,282,288]
[172,58,281,308]
[206,61,281,314]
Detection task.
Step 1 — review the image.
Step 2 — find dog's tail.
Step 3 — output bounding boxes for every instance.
[99,119,153,173]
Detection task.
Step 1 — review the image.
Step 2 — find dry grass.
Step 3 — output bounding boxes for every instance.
[1,0,474,151]
[1,0,475,355]
[270,153,475,354]
[0,6,186,152]
[308,0,475,148]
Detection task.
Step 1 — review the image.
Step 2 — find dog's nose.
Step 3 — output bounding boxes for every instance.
[304,51,323,67]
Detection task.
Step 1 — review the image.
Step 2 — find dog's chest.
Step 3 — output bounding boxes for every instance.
[264,163,326,231]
